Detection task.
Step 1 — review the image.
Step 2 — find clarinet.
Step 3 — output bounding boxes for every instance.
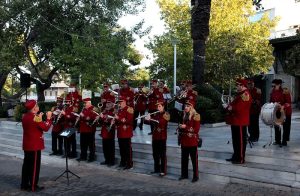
[177,112,189,146]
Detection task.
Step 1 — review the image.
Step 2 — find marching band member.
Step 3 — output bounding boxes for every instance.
[77,98,98,162]
[159,80,171,107]
[185,80,198,103]
[119,79,135,108]
[114,96,134,169]
[178,100,200,183]
[100,82,116,109]
[66,83,82,110]
[145,99,170,176]
[147,79,164,135]
[270,79,292,146]
[21,100,52,192]
[224,78,252,164]
[247,79,262,142]
[49,97,64,156]
[133,84,147,130]
[62,97,78,158]
[99,102,116,166]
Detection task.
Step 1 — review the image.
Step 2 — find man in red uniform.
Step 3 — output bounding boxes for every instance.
[159,80,171,107]
[99,102,116,166]
[113,96,134,169]
[270,79,292,146]
[62,97,78,158]
[247,79,262,142]
[178,100,200,182]
[147,79,164,135]
[119,79,135,108]
[224,78,252,164]
[49,97,64,156]
[185,80,198,103]
[145,99,170,176]
[66,84,82,110]
[77,98,98,162]
[133,84,147,130]
[21,100,52,192]
[100,82,116,110]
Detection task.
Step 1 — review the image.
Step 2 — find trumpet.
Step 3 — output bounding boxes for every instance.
[135,111,160,120]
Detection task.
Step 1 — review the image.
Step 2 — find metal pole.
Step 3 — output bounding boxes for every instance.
[173,43,177,95]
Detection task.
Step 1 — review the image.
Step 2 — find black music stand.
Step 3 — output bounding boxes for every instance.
[55,128,80,185]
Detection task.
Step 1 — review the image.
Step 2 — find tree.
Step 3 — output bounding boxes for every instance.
[2,0,145,101]
[147,0,276,89]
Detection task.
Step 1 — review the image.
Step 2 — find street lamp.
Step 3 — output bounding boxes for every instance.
[171,38,178,95]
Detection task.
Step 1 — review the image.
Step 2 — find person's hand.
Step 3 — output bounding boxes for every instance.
[46,111,52,120]
[61,111,66,115]
[100,113,104,118]
[114,115,119,120]
[180,124,186,129]
[227,105,232,111]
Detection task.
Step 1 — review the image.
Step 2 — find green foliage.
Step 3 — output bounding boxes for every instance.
[14,104,26,122]
[37,102,56,113]
[285,34,300,76]
[147,0,277,88]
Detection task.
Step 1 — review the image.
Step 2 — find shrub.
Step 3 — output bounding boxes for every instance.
[0,106,8,118]
[14,104,26,122]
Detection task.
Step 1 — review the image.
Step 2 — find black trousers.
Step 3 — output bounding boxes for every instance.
[231,125,247,163]
[133,110,145,130]
[118,138,133,168]
[248,114,260,141]
[152,140,167,173]
[275,115,292,143]
[80,132,95,160]
[21,150,41,191]
[51,132,63,154]
[181,146,198,179]
[102,138,115,164]
[66,133,77,157]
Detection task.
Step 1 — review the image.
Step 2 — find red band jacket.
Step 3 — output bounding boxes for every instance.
[148,87,163,111]
[152,111,170,140]
[134,92,147,112]
[51,105,64,133]
[115,106,134,138]
[22,112,52,151]
[120,87,135,108]
[225,90,252,126]
[79,106,98,133]
[99,110,115,139]
[180,112,201,147]
[63,105,78,129]
[270,87,292,116]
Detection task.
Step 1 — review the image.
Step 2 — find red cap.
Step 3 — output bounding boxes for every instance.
[25,100,37,110]
[116,96,126,103]
[236,78,248,87]
[120,79,128,84]
[185,100,195,107]
[151,79,158,83]
[83,98,91,102]
[155,99,165,106]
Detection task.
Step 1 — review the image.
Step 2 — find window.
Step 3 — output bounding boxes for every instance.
[50,91,52,96]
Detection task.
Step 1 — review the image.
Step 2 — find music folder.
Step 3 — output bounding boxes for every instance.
[59,128,76,138]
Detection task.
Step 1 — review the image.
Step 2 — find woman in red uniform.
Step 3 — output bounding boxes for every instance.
[145,99,170,176]
[21,100,52,192]
[178,100,200,182]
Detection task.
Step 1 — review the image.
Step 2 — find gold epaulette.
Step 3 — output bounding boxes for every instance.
[163,112,170,121]
[241,91,250,101]
[193,90,198,96]
[33,115,42,123]
[193,113,201,121]
[127,107,134,114]
[256,88,262,94]
[283,87,290,94]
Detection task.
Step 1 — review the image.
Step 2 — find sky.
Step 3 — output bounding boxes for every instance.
[118,0,166,68]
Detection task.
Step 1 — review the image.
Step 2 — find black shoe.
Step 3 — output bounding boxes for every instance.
[107,163,115,167]
[273,141,281,145]
[178,176,188,180]
[148,132,152,135]
[226,158,233,162]
[33,185,44,192]
[139,125,143,130]
[282,141,287,146]
[87,158,95,162]
[57,152,63,156]
[20,185,31,191]
[118,163,126,168]
[49,152,58,156]
[123,166,133,170]
[76,158,87,162]
[68,155,77,159]
[159,173,166,177]
[100,161,107,165]
[191,177,199,183]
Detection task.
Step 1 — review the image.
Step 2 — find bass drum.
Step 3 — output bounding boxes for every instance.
[260,103,285,126]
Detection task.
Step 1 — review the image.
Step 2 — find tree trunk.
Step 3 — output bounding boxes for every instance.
[0,72,9,107]
[35,81,51,102]
[191,0,211,86]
